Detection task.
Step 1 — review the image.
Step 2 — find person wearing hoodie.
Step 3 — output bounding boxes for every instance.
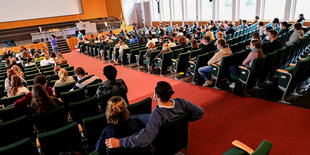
[285,22,304,46]
[198,39,232,87]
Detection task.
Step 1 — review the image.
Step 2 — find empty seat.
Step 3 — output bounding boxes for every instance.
[54,81,76,98]
[127,97,152,115]
[69,96,101,122]
[223,140,273,155]
[87,83,101,97]
[1,93,25,107]
[0,138,37,155]
[37,122,84,155]
[61,88,86,106]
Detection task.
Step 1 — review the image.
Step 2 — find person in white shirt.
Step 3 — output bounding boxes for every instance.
[7,75,29,97]
[114,41,129,65]
[146,36,156,47]
[40,55,53,66]
[258,22,264,36]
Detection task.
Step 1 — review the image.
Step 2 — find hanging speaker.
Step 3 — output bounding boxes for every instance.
[157,0,160,13]
[209,0,213,2]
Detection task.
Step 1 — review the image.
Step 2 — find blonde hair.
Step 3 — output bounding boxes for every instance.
[11,65,24,77]
[58,68,68,81]
[148,42,155,49]
[106,96,129,124]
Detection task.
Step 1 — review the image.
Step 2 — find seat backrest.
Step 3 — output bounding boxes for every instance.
[127,97,152,115]
[100,88,128,112]
[1,93,25,107]
[177,52,190,72]
[152,111,189,155]
[69,96,100,122]
[54,81,76,98]
[61,87,86,106]
[0,115,32,146]
[161,51,173,68]
[252,140,273,155]
[196,53,210,69]
[32,105,69,133]
[0,138,37,154]
[87,83,101,97]
[173,48,184,59]
[82,113,107,150]
[0,106,25,122]
[37,122,84,155]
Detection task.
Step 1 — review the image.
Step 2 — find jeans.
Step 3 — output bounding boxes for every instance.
[52,45,58,54]
[198,65,213,80]
[130,114,150,125]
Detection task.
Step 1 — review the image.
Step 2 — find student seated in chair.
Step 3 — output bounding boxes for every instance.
[198,39,232,87]
[7,75,29,97]
[201,36,216,56]
[285,22,304,46]
[14,75,53,108]
[30,84,62,113]
[95,96,145,154]
[71,67,101,91]
[227,40,264,89]
[96,65,128,103]
[105,81,204,150]
[262,30,282,54]
[53,68,75,91]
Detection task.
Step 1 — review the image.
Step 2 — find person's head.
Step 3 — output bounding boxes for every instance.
[8,75,23,97]
[74,67,86,79]
[216,31,223,39]
[103,65,117,81]
[228,24,233,28]
[154,81,175,103]
[51,52,56,59]
[250,40,263,58]
[259,22,264,27]
[169,37,174,43]
[252,32,261,40]
[191,39,199,49]
[31,84,57,113]
[162,42,170,51]
[78,31,81,34]
[147,35,152,41]
[243,20,247,25]
[58,68,68,81]
[7,69,17,82]
[255,16,260,20]
[203,36,211,44]
[10,57,17,64]
[148,42,155,49]
[45,55,50,60]
[34,75,48,87]
[51,35,56,39]
[54,65,61,75]
[159,37,163,42]
[106,96,129,124]
[265,26,273,34]
[217,39,228,49]
[299,14,304,19]
[11,65,23,76]
[294,22,302,31]
[178,36,187,45]
[273,18,279,24]
[267,30,278,40]
[119,40,124,45]
[5,58,11,67]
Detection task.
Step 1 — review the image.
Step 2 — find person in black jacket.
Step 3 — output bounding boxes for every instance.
[262,30,283,54]
[226,24,235,35]
[278,21,291,36]
[297,14,305,22]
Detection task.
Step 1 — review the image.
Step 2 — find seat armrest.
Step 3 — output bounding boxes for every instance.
[189,61,195,64]
[36,138,41,148]
[211,64,219,66]
[78,124,84,132]
[289,63,296,67]
[156,58,161,60]
[277,69,289,73]
[239,66,247,70]
[232,140,254,155]
[299,58,305,61]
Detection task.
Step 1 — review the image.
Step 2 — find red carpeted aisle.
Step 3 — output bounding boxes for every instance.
[64,50,310,155]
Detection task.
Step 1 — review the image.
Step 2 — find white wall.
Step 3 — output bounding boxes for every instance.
[0,0,83,23]
[122,0,138,26]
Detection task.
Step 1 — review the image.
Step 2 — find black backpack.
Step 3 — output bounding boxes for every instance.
[234,81,246,97]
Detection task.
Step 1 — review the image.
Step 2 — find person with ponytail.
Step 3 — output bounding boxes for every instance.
[95,96,145,154]
[198,39,232,87]
[105,81,204,150]
[96,65,128,103]
[7,75,29,97]
[227,39,264,88]
[53,68,75,90]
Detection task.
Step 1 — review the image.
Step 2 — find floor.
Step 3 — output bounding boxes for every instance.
[63,49,310,155]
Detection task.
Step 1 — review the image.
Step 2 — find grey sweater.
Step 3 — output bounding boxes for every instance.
[286,30,304,45]
[119,98,204,148]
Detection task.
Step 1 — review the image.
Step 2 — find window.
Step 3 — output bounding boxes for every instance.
[219,0,232,20]
[295,0,310,20]
[201,0,212,21]
[264,0,286,20]
[162,0,171,21]
[152,0,160,21]
[173,0,182,21]
[239,0,256,20]
[186,0,196,21]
